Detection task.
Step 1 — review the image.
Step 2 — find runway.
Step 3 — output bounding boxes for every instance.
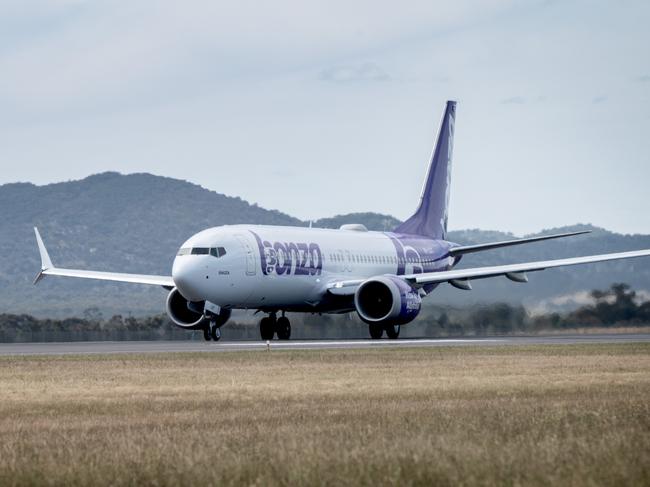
[0,333,648,356]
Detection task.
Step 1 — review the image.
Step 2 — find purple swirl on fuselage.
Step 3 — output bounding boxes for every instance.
[386,233,454,275]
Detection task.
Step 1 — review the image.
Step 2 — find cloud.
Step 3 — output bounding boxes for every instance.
[319,63,390,83]
[0,1,520,112]
[592,95,607,104]
[501,96,526,104]
[638,75,650,82]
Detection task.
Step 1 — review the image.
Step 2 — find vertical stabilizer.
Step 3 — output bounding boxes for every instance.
[394,100,456,239]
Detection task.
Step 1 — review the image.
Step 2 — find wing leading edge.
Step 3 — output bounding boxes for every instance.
[33,228,174,288]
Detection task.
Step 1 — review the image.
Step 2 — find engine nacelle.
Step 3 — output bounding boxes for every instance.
[354,276,422,325]
[166,288,208,329]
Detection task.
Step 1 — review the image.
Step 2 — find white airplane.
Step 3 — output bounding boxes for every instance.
[34,101,650,341]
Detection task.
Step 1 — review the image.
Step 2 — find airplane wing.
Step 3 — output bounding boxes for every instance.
[407,248,650,289]
[33,227,174,288]
[448,230,591,256]
[327,248,650,294]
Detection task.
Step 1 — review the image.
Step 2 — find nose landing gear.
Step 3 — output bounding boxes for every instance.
[201,309,231,342]
[259,312,291,340]
[210,324,221,341]
[202,321,222,341]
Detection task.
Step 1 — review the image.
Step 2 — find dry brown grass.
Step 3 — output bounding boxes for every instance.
[0,344,648,486]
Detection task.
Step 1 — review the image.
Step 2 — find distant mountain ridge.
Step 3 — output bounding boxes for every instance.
[2,172,649,317]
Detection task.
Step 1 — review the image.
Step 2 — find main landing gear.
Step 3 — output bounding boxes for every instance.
[369,323,400,340]
[259,312,291,340]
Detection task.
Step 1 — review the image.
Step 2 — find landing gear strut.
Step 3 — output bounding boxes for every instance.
[259,312,291,340]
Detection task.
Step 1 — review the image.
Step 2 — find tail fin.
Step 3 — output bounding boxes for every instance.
[394,100,456,239]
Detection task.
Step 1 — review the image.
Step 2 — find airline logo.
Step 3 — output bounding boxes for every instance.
[251,231,323,276]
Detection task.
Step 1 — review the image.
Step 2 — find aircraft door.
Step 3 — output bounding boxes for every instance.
[236,235,257,276]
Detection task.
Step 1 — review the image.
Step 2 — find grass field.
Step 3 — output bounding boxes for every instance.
[0,344,648,486]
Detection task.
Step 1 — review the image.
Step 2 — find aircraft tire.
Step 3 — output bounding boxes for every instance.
[260,317,275,340]
[276,317,291,340]
[385,324,400,339]
[202,326,211,341]
[210,324,221,341]
[369,324,384,339]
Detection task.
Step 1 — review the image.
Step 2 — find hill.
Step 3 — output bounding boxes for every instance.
[1,172,649,317]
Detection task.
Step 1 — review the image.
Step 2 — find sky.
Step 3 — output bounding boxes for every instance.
[0,0,649,235]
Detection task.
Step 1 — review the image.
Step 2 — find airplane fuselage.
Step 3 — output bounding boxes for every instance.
[171,224,458,313]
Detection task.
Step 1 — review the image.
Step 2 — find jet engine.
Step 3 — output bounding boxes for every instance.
[354,276,422,325]
[166,288,208,329]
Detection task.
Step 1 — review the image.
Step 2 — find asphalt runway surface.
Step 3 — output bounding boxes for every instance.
[0,334,648,356]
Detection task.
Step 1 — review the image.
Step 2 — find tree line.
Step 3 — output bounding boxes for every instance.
[0,283,648,342]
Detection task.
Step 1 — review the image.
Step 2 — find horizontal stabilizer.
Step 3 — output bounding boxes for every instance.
[448,230,591,256]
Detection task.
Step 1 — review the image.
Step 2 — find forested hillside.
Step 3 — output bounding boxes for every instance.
[2,172,649,317]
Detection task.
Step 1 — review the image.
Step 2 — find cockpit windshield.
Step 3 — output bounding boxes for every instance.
[177,247,227,257]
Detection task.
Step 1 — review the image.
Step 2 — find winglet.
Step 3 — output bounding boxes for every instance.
[33,227,53,284]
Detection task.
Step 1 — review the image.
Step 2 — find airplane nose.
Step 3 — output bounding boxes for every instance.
[172,257,206,301]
